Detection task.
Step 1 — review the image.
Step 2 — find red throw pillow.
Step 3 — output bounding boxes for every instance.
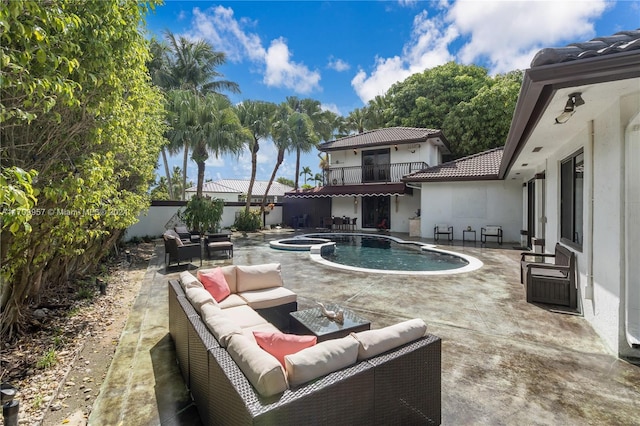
[198,268,231,302]
[253,331,317,367]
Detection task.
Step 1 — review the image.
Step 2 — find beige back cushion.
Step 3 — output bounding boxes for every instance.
[226,334,288,397]
[351,318,427,361]
[202,309,242,347]
[200,265,237,293]
[236,263,283,292]
[179,271,202,290]
[284,336,359,387]
[185,286,218,314]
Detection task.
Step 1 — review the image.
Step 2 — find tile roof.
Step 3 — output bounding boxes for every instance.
[531,29,640,67]
[187,179,294,196]
[319,127,449,153]
[403,147,503,182]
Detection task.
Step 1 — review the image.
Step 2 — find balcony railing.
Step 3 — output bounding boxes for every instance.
[325,162,428,186]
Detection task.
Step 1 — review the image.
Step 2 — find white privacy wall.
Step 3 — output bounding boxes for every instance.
[125,205,283,240]
[418,180,523,242]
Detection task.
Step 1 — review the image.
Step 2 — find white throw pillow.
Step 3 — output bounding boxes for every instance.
[226,334,289,397]
[351,318,427,361]
[236,263,283,292]
[284,336,359,387]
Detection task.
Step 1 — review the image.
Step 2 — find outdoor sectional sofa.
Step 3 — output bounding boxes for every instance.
[168,263,442,425]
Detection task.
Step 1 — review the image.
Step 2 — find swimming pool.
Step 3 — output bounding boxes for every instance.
[272,233,483,275]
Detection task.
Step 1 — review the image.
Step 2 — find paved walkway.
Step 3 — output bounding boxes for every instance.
[89,230,640,425]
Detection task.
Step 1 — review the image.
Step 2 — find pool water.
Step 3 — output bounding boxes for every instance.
[317,235,468,272]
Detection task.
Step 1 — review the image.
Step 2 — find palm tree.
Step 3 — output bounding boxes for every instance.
[156,31,240,199]
[235,100,277,212]
[366,95,388,129]
[313,173,323,187]
[299,166,312,186]
[346,107,367,134]
[285,97,333,189]
[262,103,316,208]
[166,91,249,197]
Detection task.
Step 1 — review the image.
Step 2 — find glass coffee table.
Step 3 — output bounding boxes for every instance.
[289,303,371,342]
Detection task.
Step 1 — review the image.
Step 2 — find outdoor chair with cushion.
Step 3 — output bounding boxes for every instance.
[433,224,453,241]
[174,225,200,243]
[521,243,577,308]
[481,225,503,244]
[164,231,202,267]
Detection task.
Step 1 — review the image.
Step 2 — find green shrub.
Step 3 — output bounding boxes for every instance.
[234,209,261,232]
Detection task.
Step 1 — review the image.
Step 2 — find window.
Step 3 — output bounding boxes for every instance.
[560,150,584,248]
[362,149,390,182]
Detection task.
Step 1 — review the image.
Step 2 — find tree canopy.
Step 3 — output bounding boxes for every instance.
[1,0,165,337]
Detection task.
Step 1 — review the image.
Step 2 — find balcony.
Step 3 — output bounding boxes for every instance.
[325,162,427,186]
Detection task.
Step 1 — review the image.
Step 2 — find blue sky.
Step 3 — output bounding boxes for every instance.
[145,0,639,188]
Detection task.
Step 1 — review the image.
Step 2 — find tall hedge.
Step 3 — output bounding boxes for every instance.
[0,0,165,337]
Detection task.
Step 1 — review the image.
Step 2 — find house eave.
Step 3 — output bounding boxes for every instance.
[499,50,640,179]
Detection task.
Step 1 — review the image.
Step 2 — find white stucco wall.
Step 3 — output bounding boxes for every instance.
[329,193,420,233]
[125,205,283,240]
[418,180,523,242]
[520,94,640,356]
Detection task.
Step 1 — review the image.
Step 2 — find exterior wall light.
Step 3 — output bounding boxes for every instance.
[555,92,585,124]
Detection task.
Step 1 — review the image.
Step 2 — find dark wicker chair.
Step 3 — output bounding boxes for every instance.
[521,243,576,308]
[164,236,201,267]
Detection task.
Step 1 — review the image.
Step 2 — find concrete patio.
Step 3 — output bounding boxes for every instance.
[89,230,639,425]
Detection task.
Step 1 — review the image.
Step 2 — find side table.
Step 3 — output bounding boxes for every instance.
[463,229,476,243]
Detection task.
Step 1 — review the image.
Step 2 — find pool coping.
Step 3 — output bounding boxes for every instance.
[284,232,484,275]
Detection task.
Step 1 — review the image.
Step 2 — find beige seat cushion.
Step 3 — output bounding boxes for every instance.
[241,323,282,344]
[530,268,567,278]
[226,334,288,397]
[218,294,248,309]
[200,265,237,293]
[236,263,283,292]
[222,305,268,329]
[284,336,359,387]
[351,318,427,361]
[179,271,202,289]
[185,286,218,314]
[202,309,242,347]
[239,287,297,310]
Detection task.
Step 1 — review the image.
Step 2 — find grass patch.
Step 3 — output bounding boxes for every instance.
[36,348,58,369]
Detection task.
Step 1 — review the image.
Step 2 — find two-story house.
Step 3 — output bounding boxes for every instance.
[285,127,450,232]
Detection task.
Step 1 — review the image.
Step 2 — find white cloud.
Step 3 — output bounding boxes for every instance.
[189,6,320,94]
[321,103,341,116]
[327,57,351,72]
[264,38,321,94]
[448,0,609,73]
[351,10,455,103]
[352,1,609,103]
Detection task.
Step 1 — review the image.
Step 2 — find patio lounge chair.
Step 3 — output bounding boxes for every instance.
[434,224,453,241]
[174,225,200,243]
[481,225,503,244]
[164,232,202,267]
[521,243,577,308]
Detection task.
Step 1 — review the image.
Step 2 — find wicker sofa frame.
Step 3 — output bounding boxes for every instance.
[168,279,442,425]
